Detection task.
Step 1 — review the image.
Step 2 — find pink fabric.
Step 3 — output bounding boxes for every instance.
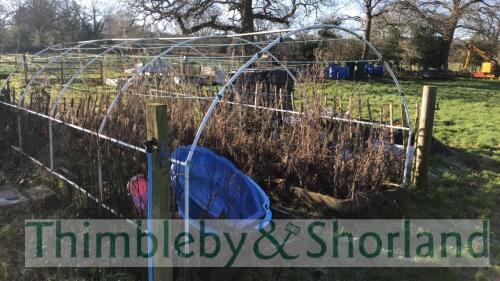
[127,174,148,217]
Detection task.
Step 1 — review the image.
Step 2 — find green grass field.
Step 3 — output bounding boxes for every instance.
[1,70,498,279]
[313,78,499,280]
[403,78,499,280]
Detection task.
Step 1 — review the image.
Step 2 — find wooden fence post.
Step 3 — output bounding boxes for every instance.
[400,103,407,147]
[412,86,437,188]
[254,82,259,107]
[367,99,372,122]
[146,103,173,281]
[23,53,29,85]
[348,96,353,137]
[389,103,394,144]
[100,58,105,85]
[60,60,64,84]
[357,95,362,129]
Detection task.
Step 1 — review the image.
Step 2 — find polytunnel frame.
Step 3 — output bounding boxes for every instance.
[5,34,298,203]
[100,32,301,134]
[0,43,64,91]
[99,25,413,235]
[176,24,414,229]
[15,40,111,154]
[0,25,413,227]
[47,38,197,174]
[94,35,299,202]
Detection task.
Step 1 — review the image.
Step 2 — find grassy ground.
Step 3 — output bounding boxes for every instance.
[1,74,498,280]
[314,78,500,280]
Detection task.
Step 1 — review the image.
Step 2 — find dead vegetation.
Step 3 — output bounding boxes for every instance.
[0,70,406,219]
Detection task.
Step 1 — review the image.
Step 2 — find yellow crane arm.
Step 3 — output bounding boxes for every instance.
[471,45,495,62]
[462,44,498,73]
[463,46,472,71]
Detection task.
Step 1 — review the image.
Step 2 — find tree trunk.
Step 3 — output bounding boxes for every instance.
[240,0,255,34]
[442,39,453,70]
[441,14,460,70]
[361,10,372,60]
[240,0,255,55]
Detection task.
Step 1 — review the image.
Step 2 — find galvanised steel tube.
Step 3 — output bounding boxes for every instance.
[16,40,108,153]
[48,41,140,170]
[99,33,295,247]
[184,24,412,226]
[95,36,300,236]
[0,44,62,93]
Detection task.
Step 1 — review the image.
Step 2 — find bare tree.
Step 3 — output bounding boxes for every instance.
[398,0,499,69]
[463,5,500,44]
[101,9,151,38]
[13,0,58,47]
[0,3,9,21]
[85,0,104,39]
[8,0,105,50]
[358,0,392,59]
[127,0,331,35]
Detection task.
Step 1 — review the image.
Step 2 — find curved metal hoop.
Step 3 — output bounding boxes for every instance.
[98,34,300,135]
[0,44,63,94]
[181,24,413,222]
[3,25,413,224]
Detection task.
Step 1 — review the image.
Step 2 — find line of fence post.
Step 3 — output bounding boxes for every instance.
[412,85,437,188]
[23,53,29,86]
[100,57,105,85]
[146,103,173,281]
[60,60,64,84]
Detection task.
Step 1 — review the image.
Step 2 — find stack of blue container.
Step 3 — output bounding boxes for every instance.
[364,63,384,77]
[327,63,384,80]
[328,64,350,80]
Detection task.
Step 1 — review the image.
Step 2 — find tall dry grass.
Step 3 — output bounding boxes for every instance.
[104,78,403,200]
[1,76,404,220]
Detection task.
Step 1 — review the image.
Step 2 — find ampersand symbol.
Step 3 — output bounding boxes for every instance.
[253,220,299,260]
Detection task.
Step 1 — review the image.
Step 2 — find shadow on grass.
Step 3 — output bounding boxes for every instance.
[245,143,499,281]
[329,145,499,281]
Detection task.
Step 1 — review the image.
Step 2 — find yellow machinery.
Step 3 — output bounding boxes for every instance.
[462,44,499,79]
